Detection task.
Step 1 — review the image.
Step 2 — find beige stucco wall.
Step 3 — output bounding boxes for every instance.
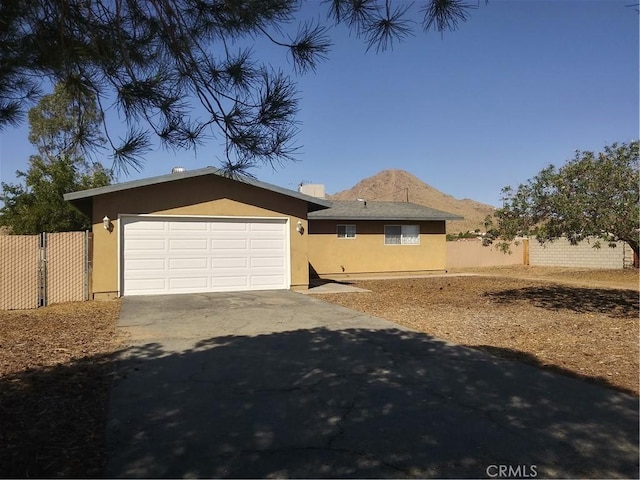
[308,220,447,276]
[446,239,525,268]
[90,175,309,299]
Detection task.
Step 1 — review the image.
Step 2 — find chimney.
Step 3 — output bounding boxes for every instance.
[299,184,326,199]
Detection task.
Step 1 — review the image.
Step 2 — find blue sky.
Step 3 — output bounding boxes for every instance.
[0,0,637,207]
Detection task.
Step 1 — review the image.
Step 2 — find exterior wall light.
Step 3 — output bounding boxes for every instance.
[296,220,304,234]
[103,216,111,230]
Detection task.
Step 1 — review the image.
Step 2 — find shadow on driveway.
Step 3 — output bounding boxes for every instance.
[106,293,639,479]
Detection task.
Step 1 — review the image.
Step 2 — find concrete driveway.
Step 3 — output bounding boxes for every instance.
[106,290,638,479]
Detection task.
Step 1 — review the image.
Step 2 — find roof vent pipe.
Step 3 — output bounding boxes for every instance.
[357,198,367,208]
[171,166,186,173]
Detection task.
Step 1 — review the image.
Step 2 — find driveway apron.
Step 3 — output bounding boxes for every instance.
[105,290,639,478]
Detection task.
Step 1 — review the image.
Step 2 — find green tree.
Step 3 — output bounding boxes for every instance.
[27,83,105,166]
[0,0,487,175]
[484,142,640,264]
[0,157,111,233]
[0,83,112,233]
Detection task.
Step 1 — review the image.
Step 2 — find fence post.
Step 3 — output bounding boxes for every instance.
[38,232,47,307]
[84,230,90,300]
[523,239,530,266]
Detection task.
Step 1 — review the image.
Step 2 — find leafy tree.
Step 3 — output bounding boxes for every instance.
[0,157,111,234]
[27,83,106,166]
[0,83,112,233]
[0,0,487,175]
[484,142,639,264]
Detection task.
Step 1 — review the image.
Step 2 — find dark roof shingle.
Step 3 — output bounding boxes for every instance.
[308,201,463,221]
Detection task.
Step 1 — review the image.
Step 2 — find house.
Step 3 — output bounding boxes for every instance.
[64,167,330,298]
[64,168,461,298]
[308,200,463,277]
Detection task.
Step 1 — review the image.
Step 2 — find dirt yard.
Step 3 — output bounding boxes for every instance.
[0,266,637,477]
[451,265,640,290]
[0,301,122,478]
[316,267,639,396]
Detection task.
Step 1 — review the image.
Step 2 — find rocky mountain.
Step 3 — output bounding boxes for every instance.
[329,169,495,234]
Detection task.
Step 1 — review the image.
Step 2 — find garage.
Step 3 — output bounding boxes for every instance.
[121,216,289,296]
[63,167,330,299]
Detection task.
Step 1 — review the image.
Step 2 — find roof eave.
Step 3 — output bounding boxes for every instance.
[309,215,464,221]
[66,197,93,219]
[63,166,332,210]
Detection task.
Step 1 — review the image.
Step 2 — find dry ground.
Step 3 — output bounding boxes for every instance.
[0,301,122,478]
[0,267,637,477]
[451,265,640,290]
[316,267,639,396]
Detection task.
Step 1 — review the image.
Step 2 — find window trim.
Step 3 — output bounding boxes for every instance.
[337,224,356,239]
[384,224,420,245]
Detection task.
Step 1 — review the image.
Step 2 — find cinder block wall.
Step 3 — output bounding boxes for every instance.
[529,237,629,269]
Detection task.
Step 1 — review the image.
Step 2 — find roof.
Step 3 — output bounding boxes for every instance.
[308,201,463,221]
[63,167,332,213]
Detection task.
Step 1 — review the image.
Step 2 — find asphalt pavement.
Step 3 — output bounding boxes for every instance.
[105,290,639,478]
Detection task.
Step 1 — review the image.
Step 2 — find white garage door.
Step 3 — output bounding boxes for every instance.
[121,216,289,296]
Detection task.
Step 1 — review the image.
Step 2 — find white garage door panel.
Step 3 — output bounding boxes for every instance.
[127,258,167,271]
[250,221,282,231]
[251,238,285,249]
[252,275,286,286]
[169,238,209,250]
[213,222,248,231]
[169,277,209,289]
[169,258,209,269]
[212,276,249,286]
[212,257,248,268]
[126,278,167,292]
[212,239,248,250]
[169,222,208,231]
[127,238,166,251]
[122,217,288,295]
[127,221,165,231]
[251,257,284,268]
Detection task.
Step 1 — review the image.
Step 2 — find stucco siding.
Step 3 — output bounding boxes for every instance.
[91,175,309,298]
[308,220,446,276]
[446,239,525,268]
